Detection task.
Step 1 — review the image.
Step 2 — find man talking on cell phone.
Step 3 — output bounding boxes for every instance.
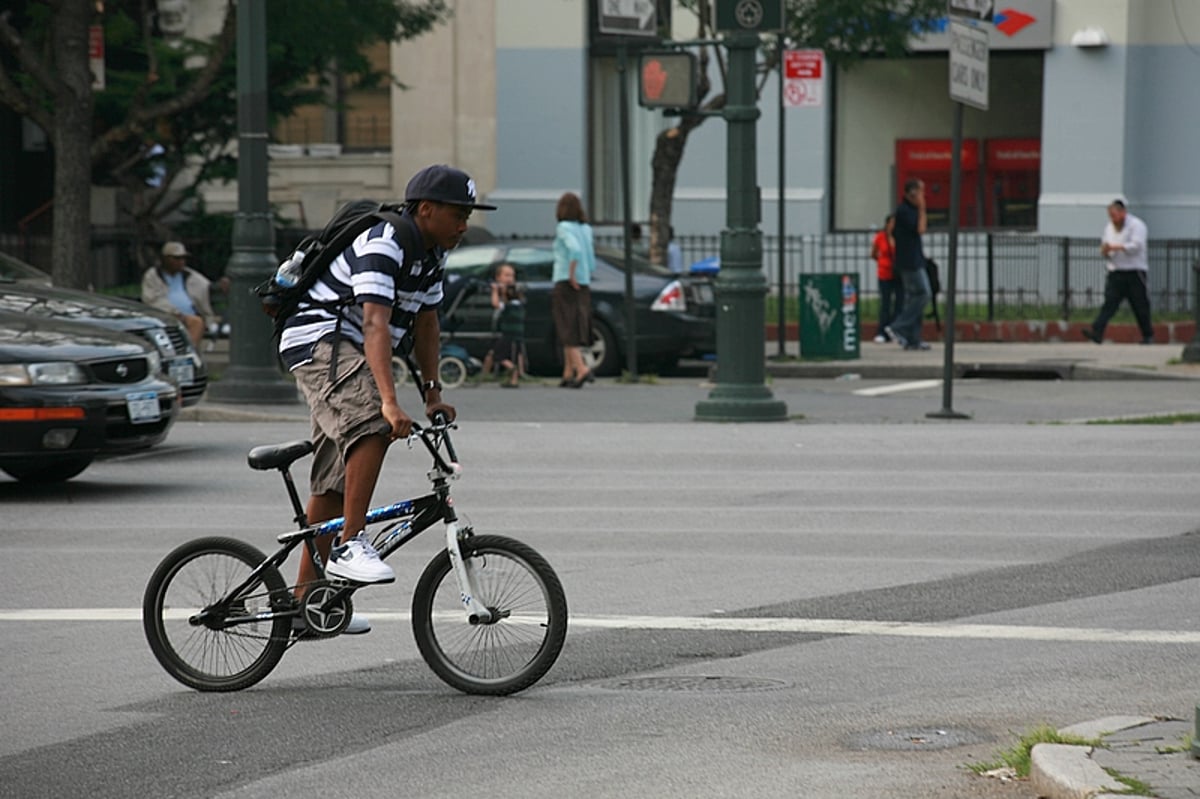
[885,178,933,351]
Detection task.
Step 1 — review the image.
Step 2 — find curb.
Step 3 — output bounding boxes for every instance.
[762,361,1197,381]
[1028,716,1161,799]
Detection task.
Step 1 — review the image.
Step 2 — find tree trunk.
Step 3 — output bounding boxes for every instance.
[647,97,723,267]
[51,1,96,290]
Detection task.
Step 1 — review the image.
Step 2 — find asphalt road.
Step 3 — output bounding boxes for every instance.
[2,377,1199,798]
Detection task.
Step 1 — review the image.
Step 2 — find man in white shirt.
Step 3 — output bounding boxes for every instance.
[1082,199,1154,345]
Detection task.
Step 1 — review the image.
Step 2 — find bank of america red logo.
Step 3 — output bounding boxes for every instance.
[995,8,1036,37]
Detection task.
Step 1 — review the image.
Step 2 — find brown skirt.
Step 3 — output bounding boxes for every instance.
[552,281,592,347]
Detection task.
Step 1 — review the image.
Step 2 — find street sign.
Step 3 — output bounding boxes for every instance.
[638,51,698,109]
[598,0,658,38]
[782,49,823,108]
[89,24,105,90]
[949,19,988,110]
[715,0,784,34]
[948,0,994,22]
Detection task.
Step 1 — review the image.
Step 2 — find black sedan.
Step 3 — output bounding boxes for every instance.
[441,242,715,376]
[0,311,179,482]
[0,265,208,406]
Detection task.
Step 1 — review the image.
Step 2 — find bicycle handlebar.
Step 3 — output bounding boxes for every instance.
[409,417,459,474]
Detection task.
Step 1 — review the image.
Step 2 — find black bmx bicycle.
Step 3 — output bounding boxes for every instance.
[142,416,568,696]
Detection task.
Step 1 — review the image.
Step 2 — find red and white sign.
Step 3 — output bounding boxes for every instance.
[783,49,824,108]
[89,25,105,90]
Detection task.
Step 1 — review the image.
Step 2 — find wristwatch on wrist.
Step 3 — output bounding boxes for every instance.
[421,380,442,394]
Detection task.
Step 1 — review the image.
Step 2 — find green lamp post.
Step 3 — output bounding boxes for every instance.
[208,0,298,404]
[694,22,787,422]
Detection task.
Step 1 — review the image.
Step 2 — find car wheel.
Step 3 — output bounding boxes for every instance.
[584,319,620,377]
[1,456,94,483]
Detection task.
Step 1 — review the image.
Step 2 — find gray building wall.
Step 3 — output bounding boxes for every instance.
[485,0,1200,240]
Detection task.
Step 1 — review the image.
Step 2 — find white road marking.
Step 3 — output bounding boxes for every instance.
[853,379,943,397]
[5,609,1200,645]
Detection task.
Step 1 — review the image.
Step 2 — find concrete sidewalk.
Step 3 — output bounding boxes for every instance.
[1030,716,1200,799]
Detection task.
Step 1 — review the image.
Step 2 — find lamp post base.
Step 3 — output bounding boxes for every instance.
[695,383,788,422]
[208,365,300,404]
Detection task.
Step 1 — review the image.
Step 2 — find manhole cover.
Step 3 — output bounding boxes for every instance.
[597,676,790,693]
[848,727,992,751]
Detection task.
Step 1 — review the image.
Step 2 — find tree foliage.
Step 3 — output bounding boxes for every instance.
[0,0,448,287]
[647,0,945,265]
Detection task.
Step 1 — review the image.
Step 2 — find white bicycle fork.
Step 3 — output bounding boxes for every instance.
[444,520,493,624]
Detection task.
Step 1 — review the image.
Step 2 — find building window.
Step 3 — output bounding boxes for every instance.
[273,42,391,152]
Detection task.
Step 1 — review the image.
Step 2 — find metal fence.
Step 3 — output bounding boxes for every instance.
[598,231,1199,319]
[5,228,1197,319]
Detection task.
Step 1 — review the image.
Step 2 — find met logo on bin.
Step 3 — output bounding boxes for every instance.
[799,274,860,361]
[841,275,858,352]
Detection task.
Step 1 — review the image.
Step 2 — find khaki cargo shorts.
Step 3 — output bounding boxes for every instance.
[293,337,392,496]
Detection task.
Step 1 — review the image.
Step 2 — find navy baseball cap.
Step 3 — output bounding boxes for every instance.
[405,165,496,210]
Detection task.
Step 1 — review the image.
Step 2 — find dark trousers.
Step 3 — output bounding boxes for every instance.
[875,278,904,337]
[890,267,931,344]
[1090,270,1153,339]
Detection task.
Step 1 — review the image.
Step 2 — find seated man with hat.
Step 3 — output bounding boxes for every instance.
[141,241,219,347]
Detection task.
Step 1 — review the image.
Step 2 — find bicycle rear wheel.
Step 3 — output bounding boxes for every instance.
[412,534,567,696]
[143,536,291,692]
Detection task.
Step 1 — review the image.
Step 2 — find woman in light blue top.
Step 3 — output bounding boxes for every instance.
[551,192,596,387]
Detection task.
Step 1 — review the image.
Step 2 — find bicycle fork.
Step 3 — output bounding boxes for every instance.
[445,520,493,625]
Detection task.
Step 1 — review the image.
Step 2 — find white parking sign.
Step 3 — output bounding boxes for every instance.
[949,20,988,110]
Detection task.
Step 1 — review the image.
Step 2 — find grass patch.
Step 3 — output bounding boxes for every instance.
[968,724,1103,778]
[617,371,659,385]
[1086,413,1200,425]
[1103,767,1156,795]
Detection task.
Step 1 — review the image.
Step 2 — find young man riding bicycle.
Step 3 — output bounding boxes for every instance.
[278,165,495,634]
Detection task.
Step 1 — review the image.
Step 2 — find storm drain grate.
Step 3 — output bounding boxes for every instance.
[597,676,791,693]
[847,727,993,751]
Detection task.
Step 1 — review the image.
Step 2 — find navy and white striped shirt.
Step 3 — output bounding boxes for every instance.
[278,217,444,371]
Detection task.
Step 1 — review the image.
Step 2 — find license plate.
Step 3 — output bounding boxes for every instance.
[126,391,160,424]
[168,357,194,385]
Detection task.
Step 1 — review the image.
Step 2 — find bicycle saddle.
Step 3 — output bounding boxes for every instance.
[247,440,315,471]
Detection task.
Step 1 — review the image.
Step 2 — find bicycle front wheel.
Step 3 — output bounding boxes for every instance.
[412,534,567,696]
[143,536,291,692]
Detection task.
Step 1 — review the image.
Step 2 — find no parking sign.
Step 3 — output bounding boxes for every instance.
[783,49,824,108]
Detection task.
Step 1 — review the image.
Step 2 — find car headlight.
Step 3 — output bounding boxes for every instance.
[146,350,162,374]
[0,362,88,386]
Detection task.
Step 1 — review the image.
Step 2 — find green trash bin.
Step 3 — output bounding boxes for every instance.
[799,273,860,360]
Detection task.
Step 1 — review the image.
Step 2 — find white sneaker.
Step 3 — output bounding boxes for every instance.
[326,533,395,584]
[873,334,887,344]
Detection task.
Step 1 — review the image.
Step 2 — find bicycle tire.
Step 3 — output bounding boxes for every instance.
[411,534,567,696]
[143,536,291,692]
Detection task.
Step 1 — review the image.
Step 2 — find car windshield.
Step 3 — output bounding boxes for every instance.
[0,251,53,284]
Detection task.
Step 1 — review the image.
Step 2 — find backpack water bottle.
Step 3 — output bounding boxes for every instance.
[274,249,306,288]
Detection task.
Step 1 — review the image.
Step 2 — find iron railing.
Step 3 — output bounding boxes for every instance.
[595,231,1200,319]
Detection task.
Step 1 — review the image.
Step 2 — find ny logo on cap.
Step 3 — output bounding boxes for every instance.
[466,178,478,202]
